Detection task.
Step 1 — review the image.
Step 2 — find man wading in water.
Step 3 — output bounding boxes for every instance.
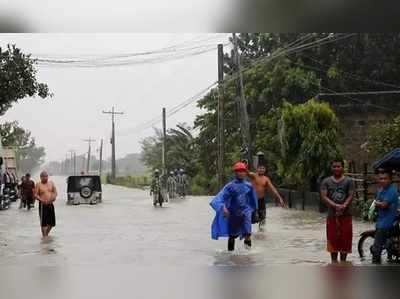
[210,162,258,251]
[320,160,354,263]
[248,164,285,230]
[35,171,57,238]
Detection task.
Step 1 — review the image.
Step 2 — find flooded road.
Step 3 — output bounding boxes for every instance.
[0,176,373,267]
[1,176,397,299]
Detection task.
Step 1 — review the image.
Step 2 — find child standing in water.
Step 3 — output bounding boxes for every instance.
[210,162,258,251]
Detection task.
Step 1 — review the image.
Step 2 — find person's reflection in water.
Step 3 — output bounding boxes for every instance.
[322,266,357,299]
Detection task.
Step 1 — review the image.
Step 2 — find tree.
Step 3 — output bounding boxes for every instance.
[193,33,400,192]
[270,100,341,190]
[0,44,52,115]
[140,123,197,177]
[366,115,400,156]
[0,121,46,174]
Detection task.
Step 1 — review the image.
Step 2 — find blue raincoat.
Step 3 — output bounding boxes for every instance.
[210,178,258,240]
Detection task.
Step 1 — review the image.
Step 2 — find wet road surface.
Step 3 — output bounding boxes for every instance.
[0,176,373,267]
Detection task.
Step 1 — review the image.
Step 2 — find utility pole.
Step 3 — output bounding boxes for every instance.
[68,150,76,175]
[217,43,225,189]
[65,154,69,175]
[73,152,77,175]
[83,138,96,175]
[102,106,124,180]
[162,108,167,176]
[233,33,252,166]
[81,154,86,174]
[99,139,103,177]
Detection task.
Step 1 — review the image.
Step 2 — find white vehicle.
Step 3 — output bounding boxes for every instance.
[67,175,102,205]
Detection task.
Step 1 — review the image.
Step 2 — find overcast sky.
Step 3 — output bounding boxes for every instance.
[1,34,230,162]
[0,1,228,32]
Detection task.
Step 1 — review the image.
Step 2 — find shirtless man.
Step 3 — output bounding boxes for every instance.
[35,171,57,238]
[248,165,285,230]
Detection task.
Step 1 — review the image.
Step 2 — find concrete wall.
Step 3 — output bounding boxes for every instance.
[329,99,398,166]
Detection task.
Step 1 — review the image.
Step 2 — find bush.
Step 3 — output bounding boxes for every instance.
[191,183,206,196]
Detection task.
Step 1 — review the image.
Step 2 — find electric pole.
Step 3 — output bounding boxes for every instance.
[233,33,252,166]
[68,150,76,175]
[102,106,124,180]
[217,43,225,189]
[65,154,69,175]
[81,154,86,174]
[83,138,96,174]
[74,152,77,175]
[99,139,103,177]
[162,108,167,176]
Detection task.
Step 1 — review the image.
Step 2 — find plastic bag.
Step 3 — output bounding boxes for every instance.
[368,200,377,221]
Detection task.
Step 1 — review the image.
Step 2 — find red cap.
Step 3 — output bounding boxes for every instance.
[233,162,248,172]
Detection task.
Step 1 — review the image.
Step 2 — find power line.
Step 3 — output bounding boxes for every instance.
[222,33,356,88]
[118,34,356,137]
[298,53,400,90]
[35,37,231,68]
[318,87,400,113]
[318,90,400,97]
[34,34,229,60]
[116,81,218,136]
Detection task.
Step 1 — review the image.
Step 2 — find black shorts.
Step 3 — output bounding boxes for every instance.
[23,196,34,205]
[39,203,56,227]
[257,198,267,221]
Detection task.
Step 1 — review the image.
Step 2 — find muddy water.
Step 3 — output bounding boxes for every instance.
[0,176,375,266]
[0,176,395,299]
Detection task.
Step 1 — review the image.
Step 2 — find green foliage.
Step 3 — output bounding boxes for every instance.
[143,34,400,194]
[0,45,52,115]
[0,121,46,174]
[141,123,197,177]
[366,115,400,156]
[277,100,342,189]
[109,175,150,189]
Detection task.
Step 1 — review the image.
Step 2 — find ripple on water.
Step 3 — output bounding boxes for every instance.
[213,247,265,267]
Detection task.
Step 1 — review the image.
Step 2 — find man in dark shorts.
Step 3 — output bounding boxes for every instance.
[21,173,35,210]
[320,160,354,263]
[35,171,57,238]
[248,164,285,230]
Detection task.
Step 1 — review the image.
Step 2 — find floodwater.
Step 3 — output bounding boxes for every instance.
[0,176,398,299]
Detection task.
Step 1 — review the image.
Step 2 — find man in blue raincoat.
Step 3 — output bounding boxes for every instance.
[210,162,258,251]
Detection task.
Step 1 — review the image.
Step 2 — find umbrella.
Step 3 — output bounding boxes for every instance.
[372,148,400,172]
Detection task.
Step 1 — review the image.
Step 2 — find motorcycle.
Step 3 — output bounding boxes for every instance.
[177,182,186,199]
[3,186,18,202]
[0,192,10,210]
[358,214,400,263]
[150,179,164,207]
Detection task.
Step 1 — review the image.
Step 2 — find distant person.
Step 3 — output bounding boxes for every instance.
[248,164,285,230]
[210,162,258,251]
[176,169,188,198]
[18,175,26,209]
[167,171,177,199]
[371,169,399,264]
[21,173,35,210]
[150,169,164,206]
[2,168,14,189]
[320,160,354,263]
[35,171,57,238]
